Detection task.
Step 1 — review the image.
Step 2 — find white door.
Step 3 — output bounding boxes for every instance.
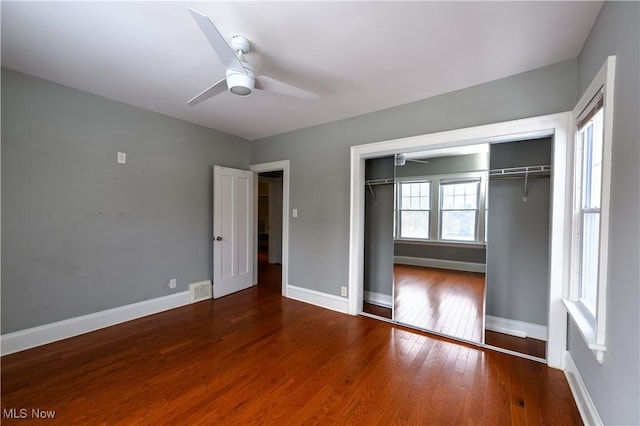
[213,166,254,298]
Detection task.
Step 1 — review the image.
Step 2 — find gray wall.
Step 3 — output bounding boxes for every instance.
[394,244,486,264]
[364,157,394,298]
[251,59,576,297]
[1,69,250,334]
[395,152,488,177]
[485,139,551,325]
[568,2,640,425]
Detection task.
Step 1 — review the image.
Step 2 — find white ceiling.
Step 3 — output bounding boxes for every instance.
[1,1,602,141]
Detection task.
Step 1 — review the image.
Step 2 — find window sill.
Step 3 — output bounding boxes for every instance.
[563,298,606,363]
[394,239,486,249]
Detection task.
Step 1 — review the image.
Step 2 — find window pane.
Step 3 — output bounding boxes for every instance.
[400,211,430,239]
[420,196,429,210]
[441,181,479,210]
[441,210,476,241]
[453,194,465,209]
[464,194,476,209]
[442,194,453,209]
[581,108,604,209]
[580,212,600,315]
[410,197,419,209]
[401,197,410,209]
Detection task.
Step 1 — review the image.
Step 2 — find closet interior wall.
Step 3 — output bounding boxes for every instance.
[363,157,395,308]
[486,138,552,329]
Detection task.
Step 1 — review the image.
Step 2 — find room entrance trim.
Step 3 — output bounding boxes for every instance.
[250,160,290,296]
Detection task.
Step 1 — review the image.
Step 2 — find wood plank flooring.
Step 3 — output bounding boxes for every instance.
[362,302,392,319]
[394,264,485,343]
[485,331,547,360]
[1,261,581,425]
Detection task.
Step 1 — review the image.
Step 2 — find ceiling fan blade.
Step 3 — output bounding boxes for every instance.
[255,76,319,100]
[188,8,246,73]
[187,78,227,106]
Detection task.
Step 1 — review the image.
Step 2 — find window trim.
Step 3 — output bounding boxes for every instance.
[564,55,615,364]
[439,178,482,242]
[396,180,432,240]
[394,171,487,244]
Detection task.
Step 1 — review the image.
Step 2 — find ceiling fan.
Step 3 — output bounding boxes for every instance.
[395,154,429,166]
[187,8,319,105]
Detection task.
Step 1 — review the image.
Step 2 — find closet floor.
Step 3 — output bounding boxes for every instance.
[393,265,485,343]
[485,331,546,359]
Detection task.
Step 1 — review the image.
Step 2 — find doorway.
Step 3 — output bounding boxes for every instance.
[257,171,283,290]
[250,160,290,296]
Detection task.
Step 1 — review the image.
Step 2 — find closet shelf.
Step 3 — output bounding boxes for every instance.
[489,165,551,177]
[364,178,395,185]
[489,165,551,202]
[365,178,394,205]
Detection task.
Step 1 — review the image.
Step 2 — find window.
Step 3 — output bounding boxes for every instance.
[440,180,480,241]
[397,181,431,239]
[565,56,615,363]
[577,107,603,316]
[395,172,486,244]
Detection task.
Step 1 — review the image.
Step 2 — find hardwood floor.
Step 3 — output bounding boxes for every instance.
[394,264,485,343]
[362,302,392,319]
[485,331,547,360]
[1,261,581,425]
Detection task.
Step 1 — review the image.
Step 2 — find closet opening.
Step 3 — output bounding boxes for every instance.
[348,112,572,368]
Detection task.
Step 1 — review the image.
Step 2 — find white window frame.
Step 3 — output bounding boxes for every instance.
[564,56,615,364]
[439,178,482,242]
[395,171,487,245]
[396,180,432,240]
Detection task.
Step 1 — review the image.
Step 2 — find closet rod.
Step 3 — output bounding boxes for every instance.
[364,178,395,186]
[489,165,551,202]
[364,178,394,205]
[489,164,551,177]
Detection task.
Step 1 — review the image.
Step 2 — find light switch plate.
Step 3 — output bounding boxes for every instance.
[292,208,298,218]
[117,152,127,164]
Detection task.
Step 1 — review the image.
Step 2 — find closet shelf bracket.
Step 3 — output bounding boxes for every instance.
[364,178,394,206]
[367,182,377,205]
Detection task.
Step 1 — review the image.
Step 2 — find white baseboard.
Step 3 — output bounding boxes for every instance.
[564,351,603,426]
[394,256,486,273]
[286,285,349,314]
[485,315,547,341]
[364,291,393,308]
[1,291,190,356]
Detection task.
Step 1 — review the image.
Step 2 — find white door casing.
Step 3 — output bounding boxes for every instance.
[213,166,255,298]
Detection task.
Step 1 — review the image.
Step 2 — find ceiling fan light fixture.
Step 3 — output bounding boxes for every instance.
[226,70,254,97]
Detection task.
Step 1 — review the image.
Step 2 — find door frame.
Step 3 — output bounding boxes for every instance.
[250,160,290,296]
[348,112,572,370]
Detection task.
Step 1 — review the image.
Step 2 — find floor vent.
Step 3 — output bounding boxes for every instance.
[189,280,212,303]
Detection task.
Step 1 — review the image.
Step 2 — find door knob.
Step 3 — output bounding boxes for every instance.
[216,236,222,241]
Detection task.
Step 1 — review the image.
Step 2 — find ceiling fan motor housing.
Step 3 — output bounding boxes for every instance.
[226,39,254,96]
